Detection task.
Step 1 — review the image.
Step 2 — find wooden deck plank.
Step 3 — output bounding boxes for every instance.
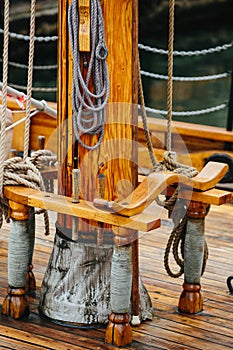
[1,201,233,349]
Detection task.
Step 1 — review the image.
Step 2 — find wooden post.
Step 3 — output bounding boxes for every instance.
[2,201,31,319]
[105,226,135,346]
[178,201,209,314]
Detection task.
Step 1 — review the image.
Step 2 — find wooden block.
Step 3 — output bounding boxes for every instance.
[138,175,232,206]
[78,0,90,52]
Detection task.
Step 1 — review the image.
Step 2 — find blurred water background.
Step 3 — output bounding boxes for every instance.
[0,0,232,128]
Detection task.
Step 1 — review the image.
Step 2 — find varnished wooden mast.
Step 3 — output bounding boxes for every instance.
[57,0,138,232]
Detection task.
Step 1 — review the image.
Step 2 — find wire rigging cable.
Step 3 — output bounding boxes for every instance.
[68,0,110,150]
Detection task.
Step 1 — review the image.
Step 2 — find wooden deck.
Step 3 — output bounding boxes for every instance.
[1,202,233,349]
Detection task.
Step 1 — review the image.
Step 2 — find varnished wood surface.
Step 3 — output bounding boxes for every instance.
[3,186,161,232]
[94,162,231,216]
[1,201,233,349]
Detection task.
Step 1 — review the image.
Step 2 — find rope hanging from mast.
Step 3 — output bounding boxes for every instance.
[68,0,110,150]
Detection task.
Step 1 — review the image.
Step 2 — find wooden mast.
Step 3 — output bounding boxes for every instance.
[57,0,138,235]
[40,0,153,334]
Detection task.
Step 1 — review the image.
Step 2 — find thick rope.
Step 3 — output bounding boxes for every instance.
[110,245,132,313]
[0,150,57,236]
[68,0,109,150]
[138,53,157,168]
[166,0,175,152]
[0,0,10,197]
[23,0,37,161]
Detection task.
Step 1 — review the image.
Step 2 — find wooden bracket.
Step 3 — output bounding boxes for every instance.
[94,162,231,216]
[78,0,91,52]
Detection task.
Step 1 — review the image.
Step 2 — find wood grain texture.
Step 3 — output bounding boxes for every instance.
[1,202,233,348]
[4,186,160,232]
[57,0,138,232]
[94,162,232,216]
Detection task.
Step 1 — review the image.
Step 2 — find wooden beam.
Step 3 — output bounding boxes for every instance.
[94,162,231,216]
[4,186,160,233]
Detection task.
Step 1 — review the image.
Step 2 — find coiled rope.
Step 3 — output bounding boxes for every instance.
[68,0,109,150]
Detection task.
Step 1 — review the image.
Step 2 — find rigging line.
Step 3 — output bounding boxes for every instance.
[23,0,37,161]
[8,83,57,93]
[140,70,230,82]
[139,103,227,117]
[1,27,232,56]
[0,59,57,70]
[5,109,40,131]
[0,28,58,42]
[0,0,10,197]
[138,41,233,56]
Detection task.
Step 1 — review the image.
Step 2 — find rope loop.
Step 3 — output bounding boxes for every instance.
[96,42,108,60]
